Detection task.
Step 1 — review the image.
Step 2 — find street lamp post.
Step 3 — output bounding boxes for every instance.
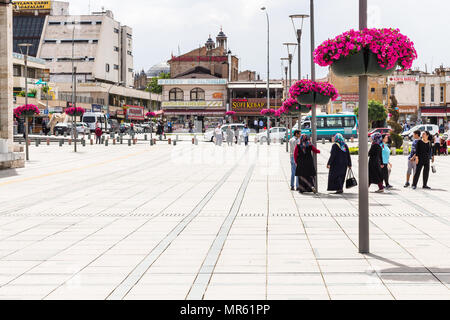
[261,7,271,145]
[18,43,32,161]
[358,0,370,254]
[106,81,124,133]
[281,62,289,152]
[289,14,309,134]
[309,0,318,190]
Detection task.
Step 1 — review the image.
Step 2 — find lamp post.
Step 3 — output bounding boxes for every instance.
[18,43,33,161]
[261,7,271,145]
[309,0,318,190]
[358,0,370,254]
[281,60,289,153]
[106,81,124,133]
[289,14,309,133]
[282,43,297,135]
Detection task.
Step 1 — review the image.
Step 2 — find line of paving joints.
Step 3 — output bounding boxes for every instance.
[280,151,332,300]
[185,164,255,300]
[106,151,247,300]
[41,166,212,299]
[315,152,444,295]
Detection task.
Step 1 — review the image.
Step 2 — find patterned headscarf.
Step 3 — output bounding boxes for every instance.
[334,133,348,152]
[298,134,312,153]
[371,132,383,145]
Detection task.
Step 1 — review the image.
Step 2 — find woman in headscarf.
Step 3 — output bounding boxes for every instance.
[294,134,321,194]
[369,132,385,193]
[327,133,352,194]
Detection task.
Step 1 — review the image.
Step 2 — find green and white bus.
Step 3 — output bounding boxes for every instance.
[300,114,358,141]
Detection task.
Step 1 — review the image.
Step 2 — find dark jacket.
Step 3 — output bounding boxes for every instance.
[327,144,352,191]
[369,144,383,184]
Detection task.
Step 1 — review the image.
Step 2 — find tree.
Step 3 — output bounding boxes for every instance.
[387,95,404,148]
[145,72,170,94]
[354,100,388,129]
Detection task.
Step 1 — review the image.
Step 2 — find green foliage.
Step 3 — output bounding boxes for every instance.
[29,88,37,97]
[145,72,170,94]
[390,133,404,149]
[353,100,387,129]
[387,96,403,134]
[41,85,49,94]
[18,91,26,97]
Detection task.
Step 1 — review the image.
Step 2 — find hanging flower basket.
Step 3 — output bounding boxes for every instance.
[146,112,156,118]
[65,107,86,117]
[225,111,236,116]
[281,98,311,115]
[314,28,417,77]
[289,80,339,106]
[13,104,40,118]
[260,109,276,116]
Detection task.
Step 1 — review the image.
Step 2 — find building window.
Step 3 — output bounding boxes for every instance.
[128,68,134,73]
[440,86,444,103]
[169,88,184,101]
[370,88,375,93]
[113,65,119,70]
[190,88,205,101]
[431,86,435,103]
[391,87,395,95]
[127,50,132,56]
[106,64,110,73]
[44,40,57,43]
[114,28,119,34]
[13,65,21,77]
[421,86,425,103]
[114,46,119,52]
[49,21,61,25]
[382,88,387,95]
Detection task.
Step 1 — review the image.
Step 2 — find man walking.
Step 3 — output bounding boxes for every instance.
[404,130,421,188]
[95,125,103,144]
[243,125,250,146]
[290,130,301,191]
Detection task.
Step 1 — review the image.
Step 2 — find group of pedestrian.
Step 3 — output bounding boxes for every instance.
[290,131,352,195]
[367,133,393,193]
[404,130,435,190]
[433,133,448,156]
[215,124,250,147]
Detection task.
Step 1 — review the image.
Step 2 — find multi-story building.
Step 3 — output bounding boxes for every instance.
[37,8,134,87]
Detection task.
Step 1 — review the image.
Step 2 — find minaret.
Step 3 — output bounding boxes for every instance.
[216,27,227,52]
[205,35,215,52]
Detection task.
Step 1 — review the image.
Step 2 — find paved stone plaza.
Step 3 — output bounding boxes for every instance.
[0,140,449,300]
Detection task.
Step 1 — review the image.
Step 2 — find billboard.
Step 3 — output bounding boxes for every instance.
[162,101,223,108]
[13,1,52,10]
[125,106,144,120]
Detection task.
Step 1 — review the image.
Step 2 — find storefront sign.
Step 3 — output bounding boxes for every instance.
[162,110,226,116]
[337,95,359,102]
[125,106,144,120]
[398,106,418,114]
[13,1,51,10]
[231,99,281,113]
[48,106,63,113]
[420,107,447,117]
[388,76,419,84]
[212,92,223,99]
[158,79,227,85]
[162,101,223,108]
[91,104,103,112]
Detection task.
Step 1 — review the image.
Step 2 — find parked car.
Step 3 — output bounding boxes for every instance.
[108,119,120,133]
[256,127,287,142]
[54,123,72,136]
[76,122,90,135]
[401,124,439,140]
[368,128,392,138]
[204,124,246,142]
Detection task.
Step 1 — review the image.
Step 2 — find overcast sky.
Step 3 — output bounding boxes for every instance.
[68,0,448,79]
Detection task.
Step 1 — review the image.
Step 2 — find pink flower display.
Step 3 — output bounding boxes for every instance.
[65,107,86,117]
[260,109,276,116]
[314,28,417,71]
[225,111,236,116]
[146,112,156,118]
[289,80,339,101]
[13,104,40,118]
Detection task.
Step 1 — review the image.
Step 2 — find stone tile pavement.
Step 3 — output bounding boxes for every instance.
[0,141,449,300]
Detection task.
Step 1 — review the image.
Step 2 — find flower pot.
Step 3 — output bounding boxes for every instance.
[296,92,315,105]
[314,93,331,106]
[298,105,311,113]
[331,50,366,77]
[366,51,396,77]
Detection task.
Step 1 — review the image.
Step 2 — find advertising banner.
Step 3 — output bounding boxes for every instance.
[162,101,223,108]
[126,106,144,120]
[13,1,52,10]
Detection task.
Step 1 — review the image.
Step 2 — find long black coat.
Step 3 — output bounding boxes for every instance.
[296,145,317,193]
[327,144,352,191]
[369,144,383,185]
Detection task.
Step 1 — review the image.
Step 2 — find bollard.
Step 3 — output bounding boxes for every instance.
[59,139,63,147]
[90,139,93,145]
[64,132,67,138]
[168,138,172,145]
[68,139,72,145]
[144,134,147,141]
[113,138,116,145]
[19,139,22,145]
[128,139,131,146]
[105,139,109,147]
[391,147,396,156]
[192,138,195,144]
[174,140,177,146]
[46,138,50,146]
[35,139,39,147]
[322,138,326,144]
[150,139,154,146]
[101,136,105,144]
[351,137,355,143]
[133,138,137,145]
[176,134,179,142]
[120,137,123,144]
[159,135,162,141]
[82,139,86,147]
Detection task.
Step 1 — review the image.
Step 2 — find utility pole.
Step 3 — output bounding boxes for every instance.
[262,7,271,145]
[18,43,32,161]
[358,0,370,254]
[310,0,318,190]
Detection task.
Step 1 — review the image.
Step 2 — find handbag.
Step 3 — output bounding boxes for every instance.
[431,164,436,174]
[346,168,358,189]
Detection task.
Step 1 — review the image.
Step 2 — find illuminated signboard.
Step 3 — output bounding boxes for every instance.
[13,1,52,10]
[162,101,223,108]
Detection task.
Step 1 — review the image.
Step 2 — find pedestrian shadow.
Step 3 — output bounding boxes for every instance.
[365,253,450,282]
[425,188,447,192]
[318,193,359,199]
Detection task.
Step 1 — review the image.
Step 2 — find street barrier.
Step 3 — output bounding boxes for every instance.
[144,134,147,141]
[105,139,109,147]
[168,138,172,145]
[59,140,63,147]
[82,139,86,147]
[174,140,177,146]
[128,139,131,146]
